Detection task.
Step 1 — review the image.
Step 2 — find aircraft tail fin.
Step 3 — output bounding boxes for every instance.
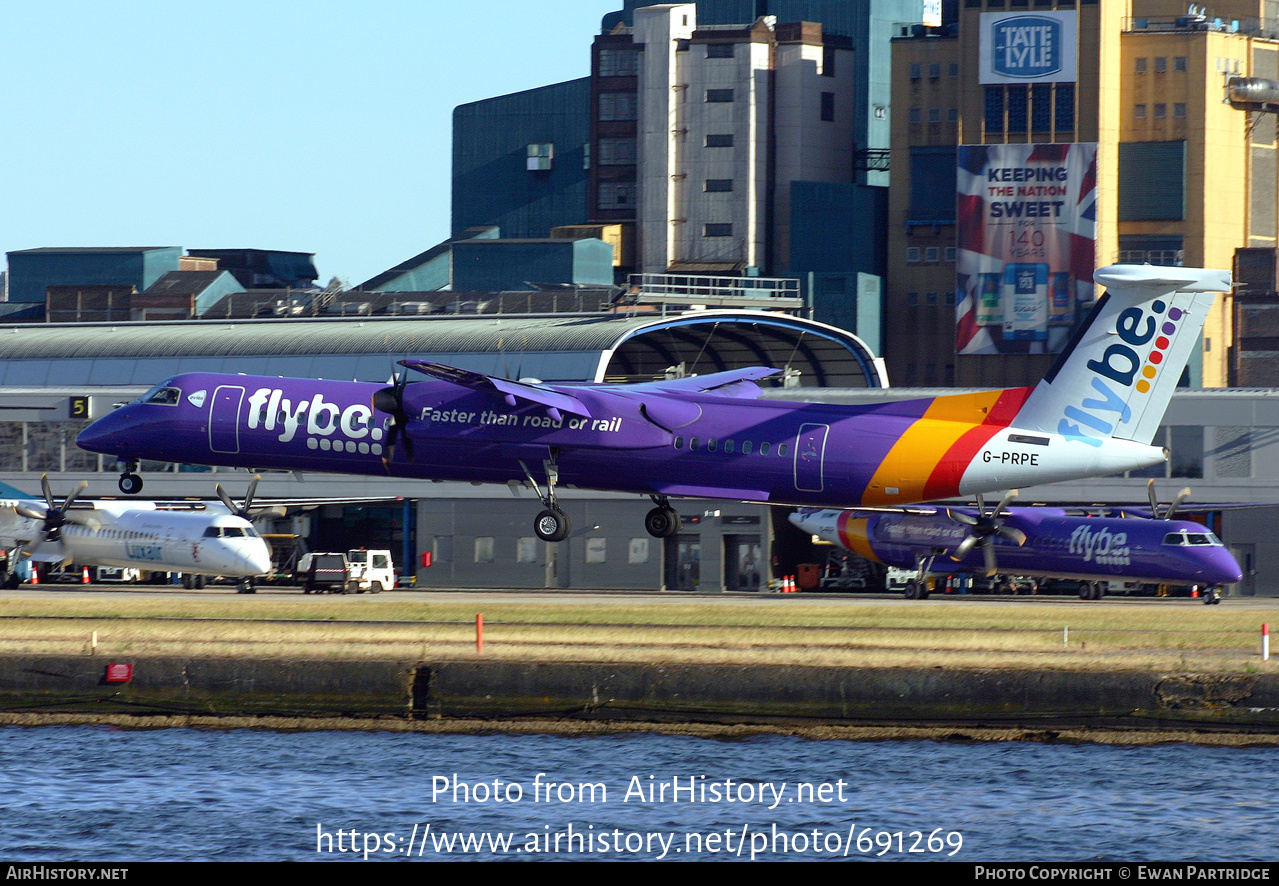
[1010,264,1230,447]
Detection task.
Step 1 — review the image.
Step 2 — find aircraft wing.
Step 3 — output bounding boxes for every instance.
[400,360,592,418]
[620,367,782,399]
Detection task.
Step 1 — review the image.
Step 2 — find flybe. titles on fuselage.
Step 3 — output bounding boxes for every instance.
[979,11,1078,84]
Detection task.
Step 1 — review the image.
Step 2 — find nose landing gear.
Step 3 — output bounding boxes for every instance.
[117,460,143,495]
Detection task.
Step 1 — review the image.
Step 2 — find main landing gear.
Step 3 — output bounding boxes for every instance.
[117,460,143,495]
[644,495,681,539]
[520,452,571,542]
[1078,581,1105,601]
[519,451,682,542]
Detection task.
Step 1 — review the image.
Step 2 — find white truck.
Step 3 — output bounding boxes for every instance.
[344,549,395,594]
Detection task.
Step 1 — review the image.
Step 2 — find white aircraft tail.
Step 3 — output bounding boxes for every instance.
[1012,264,1230,447]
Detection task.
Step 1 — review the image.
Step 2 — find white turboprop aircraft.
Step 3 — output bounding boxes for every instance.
[0,476,274,591]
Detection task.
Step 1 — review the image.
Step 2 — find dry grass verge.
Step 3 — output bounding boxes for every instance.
[1,594,1275,673]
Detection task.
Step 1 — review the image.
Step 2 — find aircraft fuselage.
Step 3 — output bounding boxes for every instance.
[77,373,1167,510]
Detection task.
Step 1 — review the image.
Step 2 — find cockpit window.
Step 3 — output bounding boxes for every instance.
[203,525,252,538]
[139,384,182,406]
[1163,531,1223,547]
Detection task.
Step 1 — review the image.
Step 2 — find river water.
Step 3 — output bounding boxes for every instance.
[1,726,1272,862]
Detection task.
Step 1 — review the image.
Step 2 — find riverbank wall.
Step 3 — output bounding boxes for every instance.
[2,655,1279,733]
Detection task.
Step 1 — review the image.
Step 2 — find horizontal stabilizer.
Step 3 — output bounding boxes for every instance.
[1011,264,1230,447]
[400,360,591,419]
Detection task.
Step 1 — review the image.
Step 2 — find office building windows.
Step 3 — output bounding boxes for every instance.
[598,48,639,77]
[706,89,734,102]
[1055,82,1075,130]
[1031,83,1052,131]
[704,223,733,237]
[705,133,733,147]
[598,92,637,121]
[985,86,1004,132]
[598,137,637,165]
[598,181,636,210]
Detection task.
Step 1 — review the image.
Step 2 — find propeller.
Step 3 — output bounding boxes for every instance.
[11,475,100,563]
[947,490,1028,576]
[215,474,287,520]
[371,366,415,465]
[1147,480,1192,520]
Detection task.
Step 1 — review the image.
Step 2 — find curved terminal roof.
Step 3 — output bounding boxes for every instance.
[0,311,884,389]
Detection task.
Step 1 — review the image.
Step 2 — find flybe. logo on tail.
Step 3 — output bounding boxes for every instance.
[1059,299,1185,447]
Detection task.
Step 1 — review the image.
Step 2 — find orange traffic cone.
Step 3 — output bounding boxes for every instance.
[82,566,90,584]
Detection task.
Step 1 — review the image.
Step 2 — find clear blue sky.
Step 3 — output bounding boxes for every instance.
[0,1,615,288]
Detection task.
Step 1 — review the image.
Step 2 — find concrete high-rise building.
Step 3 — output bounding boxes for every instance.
[451,1,913,345]
[593,4,857,275]
[887,0,1279,389]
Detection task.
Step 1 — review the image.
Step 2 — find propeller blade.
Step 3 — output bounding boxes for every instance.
[951,535,979,561]
[1147,479,1162,519]
[248,505,288,518]
[1166,487,1192,521]
[949,511,980,527]
[242,475,261,512]
[215,483,238,515]
[14,503,48,522]
[216,475,279,521]
[372,367,416,465]
[58,481,87,516]
[63,512,101,532]
[982,539,999,576]
[20,532,49,559]
[996,525,1028,547]
[992,489,1018,517]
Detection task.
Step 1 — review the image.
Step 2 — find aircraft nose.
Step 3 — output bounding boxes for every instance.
[76,409,129,454]
[788,509,824,533]
[1210,548,1244,585]
[242,543,273,576]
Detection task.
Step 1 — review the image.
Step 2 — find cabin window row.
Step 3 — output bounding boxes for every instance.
[672,436,790,457]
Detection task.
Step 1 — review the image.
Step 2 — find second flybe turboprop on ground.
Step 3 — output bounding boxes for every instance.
[789,494,1243,602]
[77,265,1230,542]
[0,476,273,590]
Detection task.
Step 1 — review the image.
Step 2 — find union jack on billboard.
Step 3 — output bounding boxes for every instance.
[955,143,1097,356]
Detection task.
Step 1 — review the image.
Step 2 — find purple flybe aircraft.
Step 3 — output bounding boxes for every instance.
[789,494,1242,603]
[76,264,1229,543]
